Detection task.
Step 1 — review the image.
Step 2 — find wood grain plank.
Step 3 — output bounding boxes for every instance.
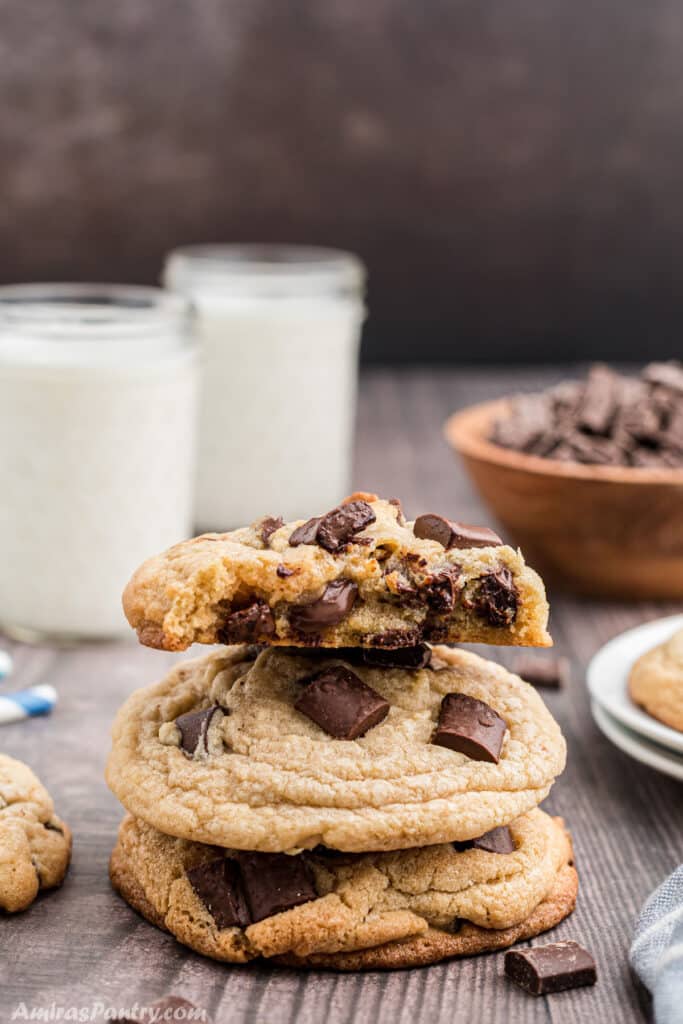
[1,368,678,1023]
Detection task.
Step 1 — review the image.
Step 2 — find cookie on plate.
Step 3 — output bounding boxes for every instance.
[122,495,551,652]
[106,644,566,853]
[110,809,577,969]
[629,627,683,732]
[0,754,72,912]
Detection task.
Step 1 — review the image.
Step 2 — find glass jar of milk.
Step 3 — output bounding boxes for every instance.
[0,284,197,642]
[163,245,365,529]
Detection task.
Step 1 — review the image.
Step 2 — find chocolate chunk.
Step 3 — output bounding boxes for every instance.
[364,627,424,648]
[414,514,502,550]
[643,360,683,394]
[504,941,597,995]
[432,692,507,762]
[218,599,275,643]
[277,564,295,578]
[316,500,376,553]
[472,825,515,854]
[472,568,518,627]
[388,497,406,525]
[422,566,462,611]
[295,665,390,739]
[186,857,251,929]
[289,579,358,633]
[260,516,284,545]
[175,705,222,756]
[577,364,620,434]
[235,851,317,923]
[360,644,432,670]
[514,655,568,689]
[289,517,322,546]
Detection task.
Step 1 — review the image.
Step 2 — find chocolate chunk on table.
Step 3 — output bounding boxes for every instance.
[432,692,507,762]
[175,705,222,757]
[414,513,502,550]
[219,599,275,643]
[186,857,251,929]
[505,941,597,995]
[235,851,317,923]
[295,665,390,739]
[513,655,569,689]
[289,579,358,633]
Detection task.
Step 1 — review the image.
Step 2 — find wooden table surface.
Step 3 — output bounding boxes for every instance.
[1,367,680,1023]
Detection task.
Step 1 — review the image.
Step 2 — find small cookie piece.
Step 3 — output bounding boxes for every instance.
[106,644,566,853]
[629,627,683,732]
[109,809,577,968]
[0,754,72,912]
[122,496,551,652]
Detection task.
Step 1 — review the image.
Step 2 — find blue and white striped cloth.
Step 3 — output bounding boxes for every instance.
[0,684,57,724]
[0,650,12,680]
[631,866,683,1024]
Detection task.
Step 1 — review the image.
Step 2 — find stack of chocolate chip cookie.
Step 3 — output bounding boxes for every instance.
[106,494,576,969]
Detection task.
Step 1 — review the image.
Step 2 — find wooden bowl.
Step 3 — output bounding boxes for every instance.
[445,398,683,599]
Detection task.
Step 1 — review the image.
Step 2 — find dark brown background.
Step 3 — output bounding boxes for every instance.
[1,0,682,363]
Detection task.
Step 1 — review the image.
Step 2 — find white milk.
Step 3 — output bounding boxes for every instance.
[164,246,365,529]
[0,285,197,641]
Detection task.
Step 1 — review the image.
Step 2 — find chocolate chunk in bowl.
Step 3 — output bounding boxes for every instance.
[432,692,507,763]
[505,940,597,995]
[295,665,390,739]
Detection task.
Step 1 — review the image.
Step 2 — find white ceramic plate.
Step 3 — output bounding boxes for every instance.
[587,613,683,754]
[591,701,683,782]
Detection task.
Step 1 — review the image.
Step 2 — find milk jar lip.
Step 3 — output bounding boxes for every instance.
[163,244,366,300]
[0,283,194,369]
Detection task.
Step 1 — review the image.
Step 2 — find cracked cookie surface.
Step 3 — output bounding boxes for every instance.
[110,809,576,968]
[106,645,566,852]
[0,754,72,912]
[629,627,683,732]
[122,496,550,651]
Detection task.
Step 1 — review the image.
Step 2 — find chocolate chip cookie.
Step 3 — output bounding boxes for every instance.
[0,754,72,912]
[122,495,551,652]
[106,644,566,853]
[110,809,577,969]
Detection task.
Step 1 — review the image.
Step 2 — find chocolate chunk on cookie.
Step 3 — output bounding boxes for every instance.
[290,500,375,553]
[360,644,432,670]
[260,516,284,545]
[218,599,275,643]
[289,579,358,633]
[187,857,251,929]
[295,666,390,739]
[433,693,507,763]
[414,514,502,550]
[176,705,223,757]
[235,852,317,923]
[505,941,597,995]
[472,568,518,627]
[472,825,515,854]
